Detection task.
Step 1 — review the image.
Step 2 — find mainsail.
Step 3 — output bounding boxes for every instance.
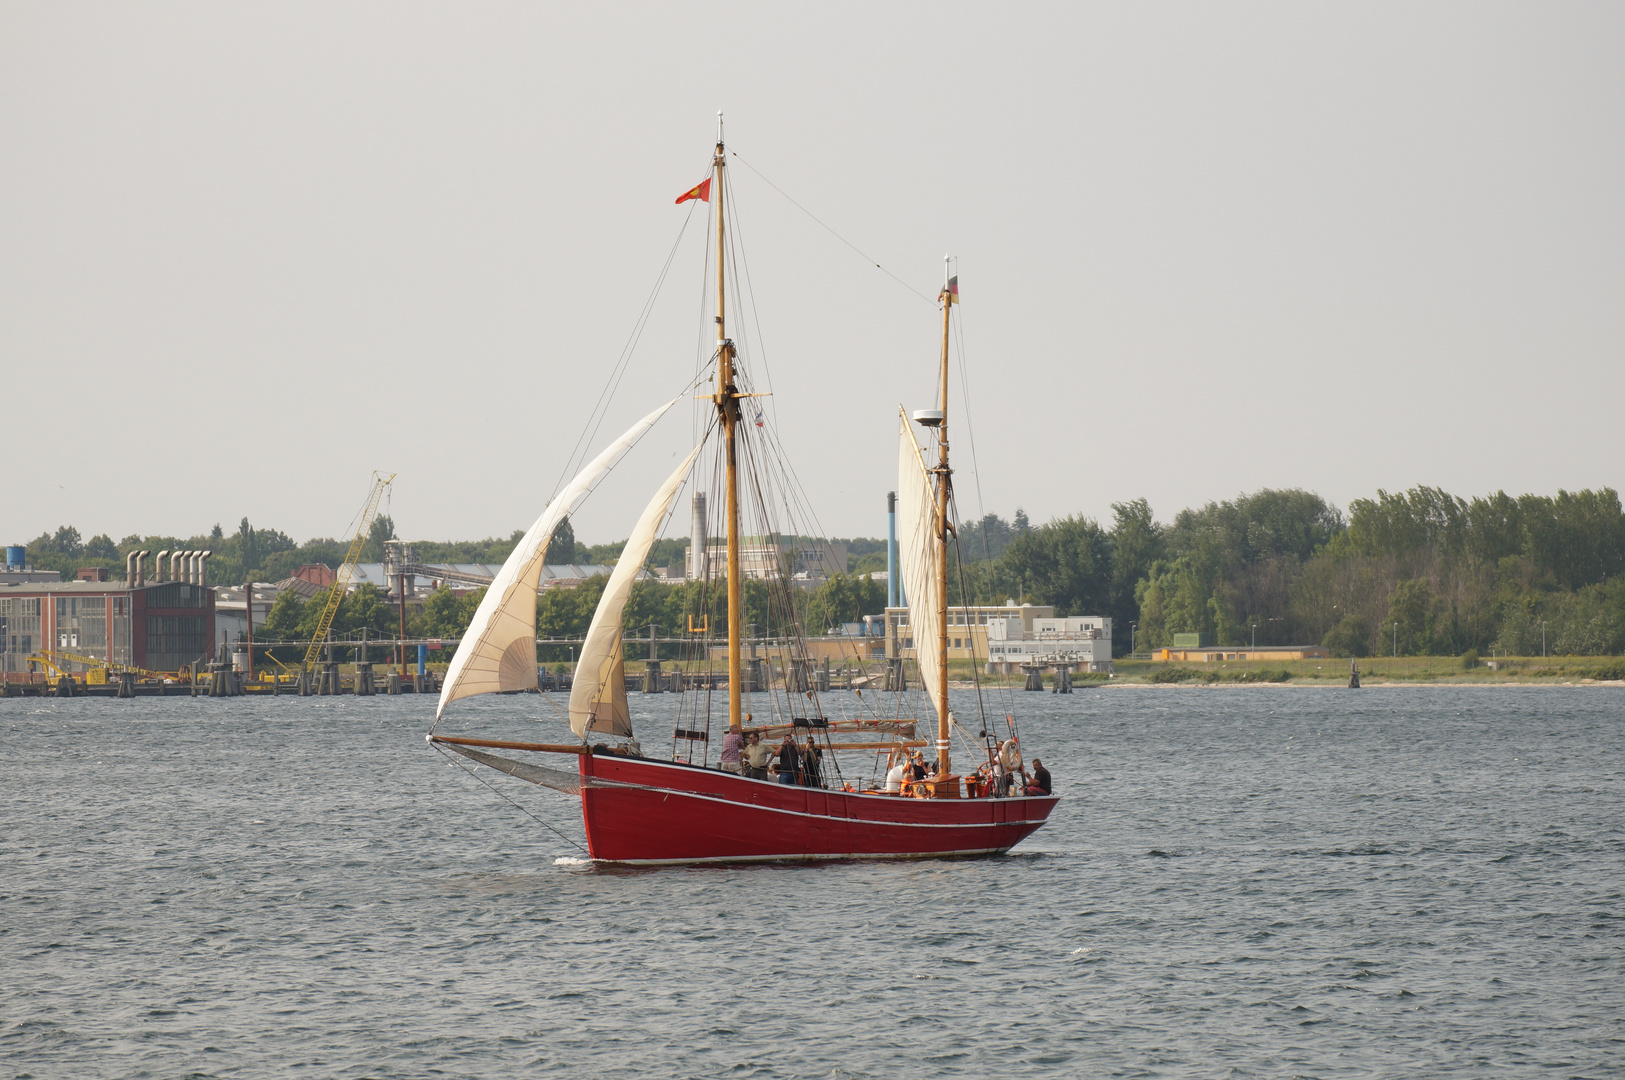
[570,444,702,737]
[435,398,680,720]
[896,411,946,724]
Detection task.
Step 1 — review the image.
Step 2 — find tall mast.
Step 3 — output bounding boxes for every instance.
[935,257,953,777]
[713,114,745,732]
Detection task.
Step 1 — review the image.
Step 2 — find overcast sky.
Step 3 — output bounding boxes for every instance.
[4,2,1622,549]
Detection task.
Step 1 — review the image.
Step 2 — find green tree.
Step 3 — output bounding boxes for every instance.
[1107,499,1162,654]
[545,517,576,565]
[1383,578,1435,656]
[363,514,395,562]
[1001,515,1112,617]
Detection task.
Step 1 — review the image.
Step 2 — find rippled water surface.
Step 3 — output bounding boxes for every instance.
[3,686,1622,1078]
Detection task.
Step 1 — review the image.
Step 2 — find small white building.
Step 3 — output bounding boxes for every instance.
[987,615,1113,674]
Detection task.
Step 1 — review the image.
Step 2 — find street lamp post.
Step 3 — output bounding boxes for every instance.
[1130,622,1137,657]
[1541,621,1547,658]
[1393,621,1399,657]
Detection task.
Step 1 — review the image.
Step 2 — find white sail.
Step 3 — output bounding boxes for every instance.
[896,410,946,724]
[435,398,680,720]
[570,443,702,737]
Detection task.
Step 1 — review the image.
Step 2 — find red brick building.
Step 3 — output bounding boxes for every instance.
[0,580,216,675]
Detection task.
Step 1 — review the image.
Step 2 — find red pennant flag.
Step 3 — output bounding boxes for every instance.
[675,177,712,205]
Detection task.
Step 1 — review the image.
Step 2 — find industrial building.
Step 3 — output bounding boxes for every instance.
[1,548,217,675]
[988,615,1114,673]
[682,493,844,584]
[881,602,1114,673]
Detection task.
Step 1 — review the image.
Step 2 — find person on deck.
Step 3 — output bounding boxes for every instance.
[800,737,823,788]
[999,738,1024,792]
[742,731,773,780]
[775,734,799,785]
[1027,757,1052,796]
[720,726,742,774]
[884,749,908,793]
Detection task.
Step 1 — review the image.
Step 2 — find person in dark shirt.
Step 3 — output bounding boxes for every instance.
[800,737,823,788]
[775,735,800,785]
[1027,757,1052,796]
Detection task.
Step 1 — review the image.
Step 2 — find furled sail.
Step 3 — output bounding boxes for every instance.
[435,398,680,720]
[896,410,946,724]
[570,443,703,737]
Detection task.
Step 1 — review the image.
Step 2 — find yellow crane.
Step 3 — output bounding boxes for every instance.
[304,472,395,671]
[31,649,178,683]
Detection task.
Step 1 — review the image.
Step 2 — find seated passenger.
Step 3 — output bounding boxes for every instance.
[1027,757,1052,796]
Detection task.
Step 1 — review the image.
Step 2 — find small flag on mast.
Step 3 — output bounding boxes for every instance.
[675,177,712,205]
[939,275,959,304]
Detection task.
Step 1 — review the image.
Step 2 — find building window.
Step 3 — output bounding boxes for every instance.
[54,597,108,661]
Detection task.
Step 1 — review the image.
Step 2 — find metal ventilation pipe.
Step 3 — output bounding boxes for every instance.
[185,550,198,584]
[154,549,170,582]
[196,551,211,585]
[169,550,184,583]
[135,550,150,586]
[127,550,139,583]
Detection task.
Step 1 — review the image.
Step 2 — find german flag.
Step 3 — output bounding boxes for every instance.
[675,177,712,205]
[939,275,959,305]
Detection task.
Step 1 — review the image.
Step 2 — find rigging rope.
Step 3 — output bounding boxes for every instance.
[728,150,937,306]
[551,199,700,504]
[432,743,588,855]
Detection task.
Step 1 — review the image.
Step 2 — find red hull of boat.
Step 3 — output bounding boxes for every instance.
[577,754,1059,865]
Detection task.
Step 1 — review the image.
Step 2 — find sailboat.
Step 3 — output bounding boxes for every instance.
[426,125,1058,865]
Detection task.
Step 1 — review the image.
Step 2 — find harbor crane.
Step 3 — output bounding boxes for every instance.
[303,472,395,671]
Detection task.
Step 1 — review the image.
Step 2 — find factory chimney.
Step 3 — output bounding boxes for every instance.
[688,492,708,581]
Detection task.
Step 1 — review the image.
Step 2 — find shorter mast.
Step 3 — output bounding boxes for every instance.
[934,258,955,777]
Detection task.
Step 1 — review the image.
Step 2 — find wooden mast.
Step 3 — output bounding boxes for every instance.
[713,115,745,733]
[935,258,953,778]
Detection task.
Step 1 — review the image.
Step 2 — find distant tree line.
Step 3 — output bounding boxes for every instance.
[27,484,1625,658]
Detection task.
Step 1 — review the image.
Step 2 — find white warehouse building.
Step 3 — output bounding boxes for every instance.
[986,615,1113,674]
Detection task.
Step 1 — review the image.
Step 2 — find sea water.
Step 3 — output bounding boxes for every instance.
[2,685,1621,1078]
